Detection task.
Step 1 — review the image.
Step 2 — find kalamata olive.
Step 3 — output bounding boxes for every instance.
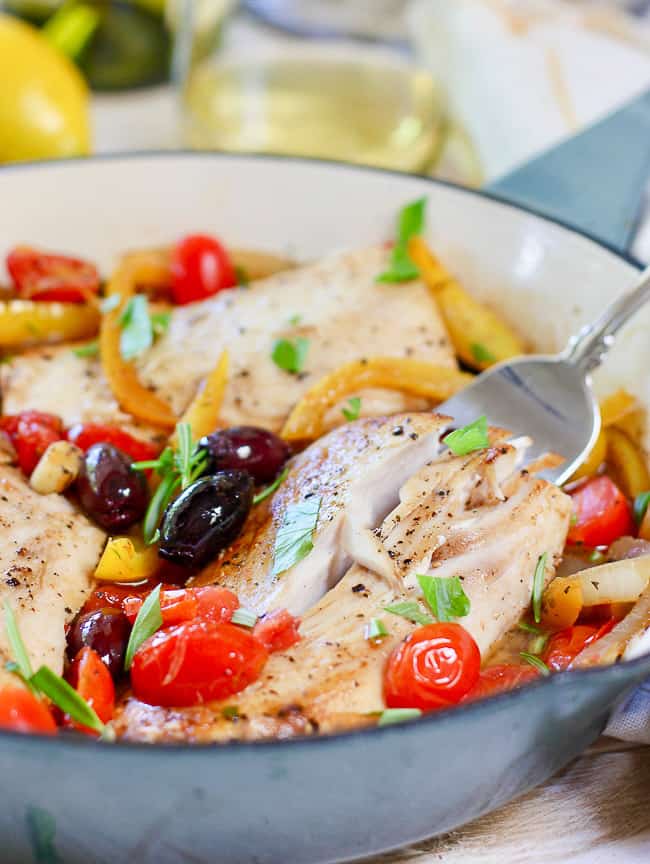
[66,607,131,680]
[198,426,290,485]
[159,470,254,568]
[77,443,148,530]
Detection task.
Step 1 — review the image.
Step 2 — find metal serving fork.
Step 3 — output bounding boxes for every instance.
[438,263,650,485]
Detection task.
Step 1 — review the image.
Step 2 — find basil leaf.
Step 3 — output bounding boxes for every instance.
[443,416,489,456]
[151,311,171,338]
[531,552,548,624]
[519,652,551,676]
[253,467,289,506]
[31,666,104,733]
[378,708,422,727]
[175,422,193,490]
[119,295,153,361]
[271,337,310,374]
[364,618,388,641]
[376,197,426,283]
[3,601,34,684]
[272,496,321,576]
[72,340,98,358]
[124,584,163,670]
[470,342,496,364]
[383,601,433,626]
[417,574,470,622]
[142,471,180,544]
[231,608,258,628]
[634,491,650,525]
[342,397,361,422]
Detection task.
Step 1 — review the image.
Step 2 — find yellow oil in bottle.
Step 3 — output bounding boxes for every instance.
[182,56,442,173]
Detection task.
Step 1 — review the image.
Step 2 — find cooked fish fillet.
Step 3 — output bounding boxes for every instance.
[191,413,450,616]
[114,421,571,743]
[1,246,454,433]
[0,466,104,677]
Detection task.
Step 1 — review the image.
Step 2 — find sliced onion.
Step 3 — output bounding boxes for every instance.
[575,556,650,606]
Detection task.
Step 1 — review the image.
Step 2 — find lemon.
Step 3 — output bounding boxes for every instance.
[0,14,91,162]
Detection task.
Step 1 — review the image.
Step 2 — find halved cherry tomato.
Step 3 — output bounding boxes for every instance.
[384,623,481,712]
[122,585,238,627]
[543,618,616,672]
[462,664,540,703]
[66,647,115,734]
[0,687,57,735]
[82,582,154,614]
[170,234,236,305]
[253,609,301,653]
[567,476,635,547]
[7,247,100,303]
[131,620,268,707]
[67,423,160,462]
[0,410,64,475]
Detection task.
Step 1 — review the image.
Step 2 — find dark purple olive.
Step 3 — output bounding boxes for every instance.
[198,426,290,485]
[77,443,148,530]
[159,470,253,568]
[66,607,131,680]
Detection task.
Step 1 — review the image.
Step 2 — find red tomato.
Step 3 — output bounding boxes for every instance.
[567,476,634,547]
[82,582,153,614]
[122,585,238,627]
[384,623,481,712]
[66,647,115,733]
[192,586,239,623]
[253,609,301,653]
[170,234,236,305]
[0,687,57,735]
[123,589,199,626]
[0,410,64,475]
[131,620,268,707]
[462,664,540,703]
[543,618,616,672]
[7,246,100,303]
[67,423,160,462]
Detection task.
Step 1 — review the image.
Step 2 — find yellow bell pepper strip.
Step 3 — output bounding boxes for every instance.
[408,236,525,371]
[94,536,160,584]
[569,427,608,482]
[99,258,177,430]
[606,427,650,500]
[0,298,100,349]
[540,577,584,631]
[600,388,638,428]
[281,357,473,442]
[177,350,229,442]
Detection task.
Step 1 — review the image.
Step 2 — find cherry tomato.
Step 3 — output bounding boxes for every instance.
[0,687,57,735]
[253,609,301,653]
[82,582,155,614]
[122,585,238,627]
[567,476,635,547]
[192,586,239,623]
[131,620,268,707]
[7,246,100,303]
[66,647,115,734]
[170,234,236,305]
[462,664,540,703]
[384,623,481,712]
[67,423,160,463]
[0,410,64,475]
[543,618,616,672]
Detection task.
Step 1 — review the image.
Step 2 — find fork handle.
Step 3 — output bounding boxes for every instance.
[563,263,650,372]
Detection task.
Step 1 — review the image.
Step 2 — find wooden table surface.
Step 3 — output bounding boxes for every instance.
[359,740,650,863]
